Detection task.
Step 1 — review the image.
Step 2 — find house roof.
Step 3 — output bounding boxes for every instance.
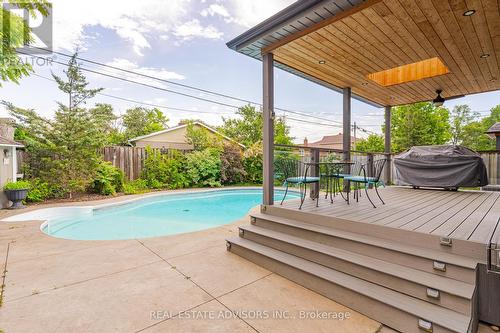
[128,122,245,148]
[307,133,358,148]
[0,137,24,148]
[227,0,499,107]
[486,122,500,134]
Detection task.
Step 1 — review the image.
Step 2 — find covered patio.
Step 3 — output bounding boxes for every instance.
[226,1,500,332]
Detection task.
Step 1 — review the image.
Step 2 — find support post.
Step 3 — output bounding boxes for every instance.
[343,87,352,162]
[310,148,320,199]
[262,53,275,206]
[384,105,392,184]
[342,88,352,192]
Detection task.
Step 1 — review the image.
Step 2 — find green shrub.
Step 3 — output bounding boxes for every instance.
[185,148,221,187]
[89,161,124,195]
[3,180,31,190]
[123,179,149,195]
[220,143,246,184]
[242,142,263,184]
[141,147,188,189]
[26,179,52,202]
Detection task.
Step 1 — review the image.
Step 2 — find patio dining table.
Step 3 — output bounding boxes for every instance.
[303,161,355,203]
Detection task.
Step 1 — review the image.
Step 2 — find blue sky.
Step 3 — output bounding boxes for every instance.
[1,0,499,143]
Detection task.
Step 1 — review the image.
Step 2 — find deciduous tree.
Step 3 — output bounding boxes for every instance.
[391,102,451,152]
[122,107,169,140]
[355,134,385,153]
[450,105,478,145]
[219,105,293,146]
[461,105,499,151]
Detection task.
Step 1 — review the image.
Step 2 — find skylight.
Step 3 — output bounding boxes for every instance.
[367,57,450,87]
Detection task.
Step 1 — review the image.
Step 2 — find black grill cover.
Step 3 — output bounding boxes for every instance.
[394,145,488,188]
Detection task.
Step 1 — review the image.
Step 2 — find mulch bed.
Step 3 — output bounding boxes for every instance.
[26,192,127,206]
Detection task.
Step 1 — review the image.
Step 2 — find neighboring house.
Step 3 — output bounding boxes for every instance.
[0,118,24,208]
[304,133,359,150]
[128,122,244,150]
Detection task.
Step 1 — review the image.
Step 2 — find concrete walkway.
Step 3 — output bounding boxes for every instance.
[0,192,497,333]
[0,192,385,333]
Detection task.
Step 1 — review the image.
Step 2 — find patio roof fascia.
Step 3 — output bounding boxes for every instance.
[226,0,326,52]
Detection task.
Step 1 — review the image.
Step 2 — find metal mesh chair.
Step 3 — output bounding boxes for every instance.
[344,159,386,208]
[275,158,320,210]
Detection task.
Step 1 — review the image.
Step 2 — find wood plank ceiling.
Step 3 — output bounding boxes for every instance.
[267,0,500,106]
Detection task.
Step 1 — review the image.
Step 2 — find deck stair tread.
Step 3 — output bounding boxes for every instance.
[240,224,475,299]
[227,237,472,333]
[251,212,478,269]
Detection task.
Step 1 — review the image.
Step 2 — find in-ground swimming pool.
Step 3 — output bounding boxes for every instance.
[11,189,298,240]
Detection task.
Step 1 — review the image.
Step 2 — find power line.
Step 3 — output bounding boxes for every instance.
[31,73,345,131]
[19,50,376,132]
[33,47,261,104]
[21,49,498,131]
[18,50,244,109]
[285,117,342,128]
[26,48,352,127]
[32,73,235,116]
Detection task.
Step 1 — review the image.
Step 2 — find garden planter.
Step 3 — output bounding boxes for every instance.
[5,189,28,209]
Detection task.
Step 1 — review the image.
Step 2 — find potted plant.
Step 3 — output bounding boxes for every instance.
[3,180,31,209]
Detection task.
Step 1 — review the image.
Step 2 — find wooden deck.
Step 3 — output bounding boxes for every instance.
[228,186,500,332]
[280,186,500,251]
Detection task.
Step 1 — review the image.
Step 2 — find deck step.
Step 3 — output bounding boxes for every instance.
[265,204,487,260]
[227,237,475,333]
[240,224,475,315]
[251,212,477,284]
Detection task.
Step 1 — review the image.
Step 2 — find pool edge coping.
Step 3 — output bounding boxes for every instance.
[2,187,268,224]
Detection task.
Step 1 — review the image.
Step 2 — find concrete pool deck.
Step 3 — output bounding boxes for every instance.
[0,190,496,333]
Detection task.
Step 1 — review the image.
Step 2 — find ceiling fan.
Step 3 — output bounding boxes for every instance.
[432,89,465,106]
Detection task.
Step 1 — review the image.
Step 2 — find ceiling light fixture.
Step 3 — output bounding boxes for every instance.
[433,89,445,107]
[361,82,368,86]
[480,53,490,58]
[463,9,476,16]
[318,60,326,64]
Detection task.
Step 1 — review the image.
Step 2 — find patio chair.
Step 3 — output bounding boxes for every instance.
[344,159,386,208]
[275,158,320,210]
[329,161,364,200]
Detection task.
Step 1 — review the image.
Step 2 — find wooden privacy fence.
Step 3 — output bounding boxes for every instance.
[101,146,146,181]
[480,151,499,185]
[100,146,190,181]
[15,146,500,185]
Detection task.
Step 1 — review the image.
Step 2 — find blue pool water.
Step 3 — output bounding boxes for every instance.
[42,189,299,240]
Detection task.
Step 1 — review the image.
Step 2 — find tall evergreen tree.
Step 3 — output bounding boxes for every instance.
[5,53,109,197]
